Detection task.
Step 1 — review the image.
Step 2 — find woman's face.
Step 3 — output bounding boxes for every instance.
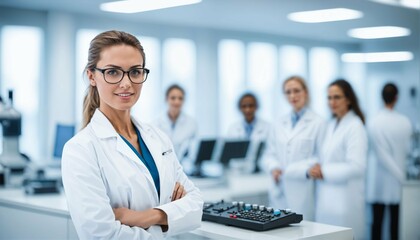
[87,44,144,115]
[240,96,257,123]
[328,85,350,118]
[284,79,307,112]
[167,88,184,113]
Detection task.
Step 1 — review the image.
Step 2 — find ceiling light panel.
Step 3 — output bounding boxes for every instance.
[100,0,201,14]
[348,26,411,39]
[288,8,363,23]
[341,51,413,62]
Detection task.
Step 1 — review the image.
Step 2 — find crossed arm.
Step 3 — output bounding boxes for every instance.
[113,182,187,230]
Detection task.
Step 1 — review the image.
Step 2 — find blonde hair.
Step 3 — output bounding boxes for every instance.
[82,30,145,128]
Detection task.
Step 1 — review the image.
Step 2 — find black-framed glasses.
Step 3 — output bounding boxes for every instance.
[94,67,150,84]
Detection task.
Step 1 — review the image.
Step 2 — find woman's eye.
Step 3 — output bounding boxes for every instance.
[106,69,119,76]
[130,69,142,76]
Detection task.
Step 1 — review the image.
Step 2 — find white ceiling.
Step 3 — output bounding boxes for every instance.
[0,0,419,44]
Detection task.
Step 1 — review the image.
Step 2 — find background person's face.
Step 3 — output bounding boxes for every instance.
[328,85,350,118]
[284,79,307,112]
[167,88,184,113]
[240,96,257,123]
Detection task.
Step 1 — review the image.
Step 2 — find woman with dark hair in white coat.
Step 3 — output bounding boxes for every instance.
[262,76,325,220]
[308,79,368,240]
[61,30,203,239]
[227,92,271,172]
[155,84,197,162]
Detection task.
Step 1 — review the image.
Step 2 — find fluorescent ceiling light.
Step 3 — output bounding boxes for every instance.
[348,26,411,39]
[341,51,413,63]
[401,0,420,8]
[370,0,420,9]
[287,8,363,23]
[100,0,201,14]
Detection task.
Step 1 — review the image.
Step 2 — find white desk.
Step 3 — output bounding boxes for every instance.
[400,180,420,240]
[0,187,354,240]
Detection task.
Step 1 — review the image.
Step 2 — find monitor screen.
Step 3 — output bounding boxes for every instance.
[253,141,266,172]
[53,124,75,159]
[194,139,217,166]
[219,140,250,166]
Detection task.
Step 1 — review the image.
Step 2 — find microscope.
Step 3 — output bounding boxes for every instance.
[0,90,28,186]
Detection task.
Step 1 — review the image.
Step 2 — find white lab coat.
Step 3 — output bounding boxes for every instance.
[315,110,367,240]
[62,109,203,240]
[227,117,271,142]
[155,112,197,162]
[367,108,412,204]
[261,109,325,220]
[227,117,271,172]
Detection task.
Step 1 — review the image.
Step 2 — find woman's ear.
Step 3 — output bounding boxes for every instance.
[87,69,96,86]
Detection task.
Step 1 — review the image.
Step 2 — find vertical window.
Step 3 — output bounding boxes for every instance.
[75,29,100,128]
[342,61,366,111]
[162,38,196,117]
[247,42,277,122]
[132,36,160,123]
[218,40,245,135]
[309,47,338,118]
[1,26,43,158]
[278,45,307,116]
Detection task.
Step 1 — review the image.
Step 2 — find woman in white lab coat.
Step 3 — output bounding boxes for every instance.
[155,84,197,162]
[261,76,325,220]
[308,79,367,240]
[227,92,271,172]
[61,30,203,240]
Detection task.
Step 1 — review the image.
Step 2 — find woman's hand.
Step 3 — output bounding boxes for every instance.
[171,181,187,201]
[308,163,323,179]
[113,208,167,229]
[271,169,283,184]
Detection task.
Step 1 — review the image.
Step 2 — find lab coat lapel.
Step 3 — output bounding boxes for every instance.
[289,111,310,140]
[91,109,157,191]
[135,121,166,200]
[280,117,293,141]
[116,136,142,165]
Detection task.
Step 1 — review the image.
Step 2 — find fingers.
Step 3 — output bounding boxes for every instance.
[171,182,186,201]
[271,169,282,183]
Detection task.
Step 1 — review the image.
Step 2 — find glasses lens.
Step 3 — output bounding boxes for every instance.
[129,68,147,83]
[104,68,123,83]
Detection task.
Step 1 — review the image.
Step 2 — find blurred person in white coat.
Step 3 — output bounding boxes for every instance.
[261,76,325,220]
[62,30,203,240]
[227,92,271,172]
[155,84,197,163]
[367,83,413,240]
[308,79,368,240]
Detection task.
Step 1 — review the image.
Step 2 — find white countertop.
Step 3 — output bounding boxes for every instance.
[193,220,352,240]
[0,188,68,216]
[0,187,353,240]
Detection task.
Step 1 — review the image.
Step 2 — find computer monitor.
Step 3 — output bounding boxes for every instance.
[53,124,75,159]
[253,141,266,173]
[219,139,250,167]
[194,139,217,166]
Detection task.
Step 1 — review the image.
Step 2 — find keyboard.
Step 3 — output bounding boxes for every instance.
[202,200,303,231]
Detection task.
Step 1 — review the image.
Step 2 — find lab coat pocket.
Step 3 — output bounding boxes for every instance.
[298,138,314,158]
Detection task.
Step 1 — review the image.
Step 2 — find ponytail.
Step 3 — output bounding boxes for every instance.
[82,86,100,128]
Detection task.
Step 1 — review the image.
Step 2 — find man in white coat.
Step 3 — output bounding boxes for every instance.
[368,83,413,240]
[227,92,271,172]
